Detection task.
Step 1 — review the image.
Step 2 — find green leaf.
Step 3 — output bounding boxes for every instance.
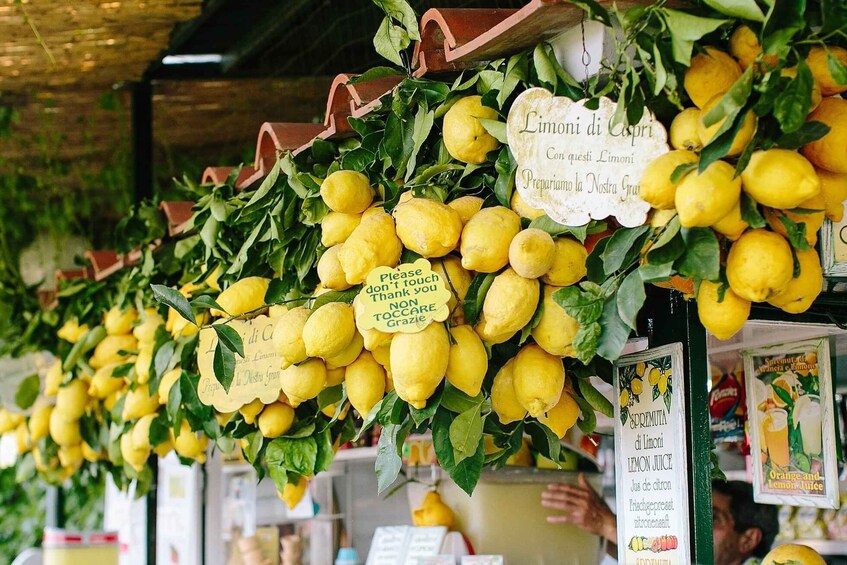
[494,147,516,207]
[647,233,685,265]
[212,324,245,358]
[529,216,588,242]
[573,395,598,435]
[661,10,728,65]
[355,391,397,441]
[373,0,420,40]
[573,322,602,365]
[777,216,811,251]
[405,105,434,182]
[213,342,236,393]
[526,421,561,464]
[373,17,409,67]
[762,0,806,58]
[670,162,698,185]
[14,374,39,410]
[602,226,650,274]
[151,284,195,326]
[774,62,813,133]
[740,193,767,228]
[410,386,442,426]
[441,383,484,414]
[154,341,176,380]
[463,272,496,325]
[702,0,764,21]
[703,67,753,128]
[265,279,290,305]
[553,284,604,326]
[448,436,484,496]
[477,118,508,145]
[578,378,613,418]
[639,262,674,283]
[311,287,360,312]
[775,121,830,149]
[268,464,289,493]
[829,50,847,86]
[190,295,224,312]
[348,66,405,84]
[376,420,411,493]
[617,269,646,330]
[596,298,631,361]
[265,437,318,476]
[676,227,720,281]
[533,43,558,89]
[449,404,484,464]
[314,428,334,473]
[699,108,751,170]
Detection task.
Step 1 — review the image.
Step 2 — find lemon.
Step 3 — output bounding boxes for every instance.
[768,248,823,314]
[729,25,778,70]
[446,325,488,397]
[258,402,295,438]
[121,433,150,472]
[317,245,351,290]
[326,366,346,387]
[648,367,662,386]
[510,191,545,220]
[132,414,156,451]
[802,97,847,174]
[272,307,310,368]
[542,238,588,287]
[28,403,53,442]
[268,304,289,318]
[49,409,81,447]
[88,363,125,399]
[711,201,748,241]
[158,368,181,405]
[122,385,159,421]
[338,211,403,284]
[806,46,847,96]
[280,358,327,407]
[239,398,265,425]
[372,340,392,369]
[741,149,821,208]
[153,437,173,458]
[279,475,309,509]
[169,309,206,339]
[512,344,565,418]
[631,378,643,395]
[412,491,455,528]
[394,198,464,257]
[507,438,533,466]
[325,331,364,369]
[532,286,580,357]
[0,409,23,434]
[639,150,699,210]
[460,206,521,272]
[763,543,825,565]
[697,97,756,157]
[669,108,703,152]
[726,229,794,302]
[448,195,484,224]
[675,160,741,227]
[363,204,386,220]
[480,268,539,341]
[211,277,271,317]
[539,390,580,439]
[684,47,742,108]
[135,346,152,385]
[352,293,391,351]
[321,211,362,247]
[431,255,472,325]
[133,309,164,343]
[384,369,394,393]
[443,95,500,164]
[320,170,374,214]
[89,334,136,369]
[104,390,123,412]
[697,281,750,340]
[15,422,30,454]
[817,168,847,221]
[766,192,826,245]
[81,441,101,463]
[508,228,555,279]
[390,322,450,409]
[303,302,355,359]
[58,444,83,470]
[56,379,89,419]
[44,359,65,397]
[173,420,208,462]
[104,306,137,336]
[57,319,89,343]
[346,351,387,417]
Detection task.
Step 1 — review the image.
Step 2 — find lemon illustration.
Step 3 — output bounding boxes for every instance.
[619,389,630,408]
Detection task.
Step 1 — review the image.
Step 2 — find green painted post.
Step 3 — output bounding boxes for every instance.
[642,287,714,564]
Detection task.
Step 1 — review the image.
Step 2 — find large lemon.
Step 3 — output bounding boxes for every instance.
[57,319,89,343]
[460,206,521,272]
[317,245,351,290]
[741,149,821,208]
[133,309,164,343]
[279,476,309,509]
[481,268,540,340]
[104,306,137,336]
[539,390,580,439]
[174,420,208,462]
[393,197,463,257]
[542,238,588,286]
[711,201,748,241]
[726,229,794,302]
[817,168,847,221]
[44,359,66,397]
[121,432,150,472]
[806,46,847,96]
[532,286,580,357]
[325,331,364,369]
[447,195,484,224]
[338,211,403,284]
[272,307,310,367]
[491,359,526,424]
[729,25,778,70]
[56,378,89,419]
[239,398,265,424]
[443,96,501,164]
[683,47,742,108]
[258,402,295,438]
[696,281,750,340]
[28,403,53,442]
[768,248,823,314]
[446,325,488,397]
[765,192,826,245]
[89,334,137,369]
[302,302,355,359]
[49,409,81,447]
[320,170,374,214]
[88,363,125,399]
[512,344,565,418]
[802,97,847,174]
[131,414,156,451]
[669,108,703,152]
[326,366,346,387]
[697,97,756,157]
[158,368,181,405]
[390,322,450,409]
[676,160,741,227]
[135,346,152,384]
[122,385,159,421]
[280,358,327,406]
[509,228,555,279]
[763,543,825,565]
[210,276,271,317]
[345,351,386,418]
[431,255,472,325]
[412,491,455,528]
[321,211,362,247]
[639,150,699,210]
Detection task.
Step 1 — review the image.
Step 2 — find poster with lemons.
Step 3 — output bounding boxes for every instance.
[743,337,839,508]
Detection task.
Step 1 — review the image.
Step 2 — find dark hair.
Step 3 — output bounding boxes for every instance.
[712,480,780,558]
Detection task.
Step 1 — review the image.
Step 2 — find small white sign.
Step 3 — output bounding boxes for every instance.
[507,89,666,228]
[614,343,690,564]
[402,527,447,565]
[367,526,410,565]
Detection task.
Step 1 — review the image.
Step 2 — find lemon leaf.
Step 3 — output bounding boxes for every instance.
[676,227,720,281]
[376,420,411,493]
[578,377,613,419]
[462,272,496,326]
[661,10,727,66]
[774,120,830,149]
[617,269,646,330]
[526,420,561,464]
[314,428,334,474]
[448,436,485,496]
[596,299,631,361]
[266,436,318,477]
[190,295,223,313]
[529,216,589,242]
[776,216,811,251]
[602,225,650,275]
[213,341,235,393]
[703,0,764,21]
[14,374,39,410]
[373,17,409,67]
[762,0,806,58]
[151,284,195,326]
[573,394,598,435]
[450,403,484,464]
[774,61,813,134]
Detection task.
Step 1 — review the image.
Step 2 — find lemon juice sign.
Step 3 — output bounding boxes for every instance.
[357,258,451,333]
[506,89,666,228]
[743,337,839,509]
[614,343,690,565]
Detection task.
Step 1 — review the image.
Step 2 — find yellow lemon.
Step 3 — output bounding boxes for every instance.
[816,168,847,221]
[28,402,53,442]
[211,277,271,317]
[542,238,588,287]
[153,437,173,458]
[170,309,207,339]
[763,543,825,565]
[122,385,159,421]
[362,204,386,220]
[49,409,81,447]
[279,476,309,509]
[768,248,823,314]
[133,309,164,343]
[89,334,137,369]
[648,366,661,386]
[532,286,580,357]
[272,307,310,368]
[121,432,150,472]
[280,358,327,407]
[697,97,756,157]
[372,339,392,369]
[491,359,525,425]
[669,108,703,152]
[639,150,699,210]
[320,170,374,214]
[684,47,742,108]
[806,46,847,96]
[431,255,472,325]
[448,195,484,224]
[56,378,89,420]
[81,441,102,463]
[104,306,137,336]
[512,344,565,418]
[539,390,580,439]
[131,414,156,451]
[57,319,89,343]
[460,206,521,273]
[765,192,826,245]
[726,229,794,302]
[258,402,295,438]
[239,398,265,425]
[325,331,364,369]
[803,97,847,174]
[352,293,391,351]
[44,359,65,397]
[480,268,540,340]
[321,211,362,247]
[394,198,464,257]
[631,378,643,395]
[303,302,355,359]
[443,95,500,164]
[741,149,821,209]
[412,491,455,528]
[510,191,545,220]
[508,228,555,279]
[88,363,125,399]
[711,201,748,241]
[697,281,751,340]
[135,346,152,385]
[15,422,30,454]
[173,420,208,462]
[158,368,181,405]
[729,25,778,70]
[317,245,351,290]
[390,322,450,409]
[675,160,741,227]
[338,211,403,284]
[345,351,387,418]
[446,325,488,397]
[326,366,346,387]
[0,409,24,434]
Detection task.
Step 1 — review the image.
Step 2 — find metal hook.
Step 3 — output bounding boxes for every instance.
[825,310,847,331]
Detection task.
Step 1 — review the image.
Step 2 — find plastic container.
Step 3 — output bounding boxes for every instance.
[42,528,119,565]
[335,547,361,565]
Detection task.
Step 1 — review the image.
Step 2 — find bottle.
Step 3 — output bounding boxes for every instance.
[335,547,361,565]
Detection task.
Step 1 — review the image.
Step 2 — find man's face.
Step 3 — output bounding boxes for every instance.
[712,492,745,565]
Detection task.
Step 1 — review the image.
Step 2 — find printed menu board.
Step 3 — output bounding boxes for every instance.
[743,337,840,508]
[614,343,690,564]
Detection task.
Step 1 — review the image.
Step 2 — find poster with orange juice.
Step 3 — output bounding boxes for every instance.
[743,337,839,509]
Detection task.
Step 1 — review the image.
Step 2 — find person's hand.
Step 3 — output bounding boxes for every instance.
[541,472,617,541]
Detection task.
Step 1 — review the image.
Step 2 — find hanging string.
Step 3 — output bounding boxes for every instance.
[580,14,591,99]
